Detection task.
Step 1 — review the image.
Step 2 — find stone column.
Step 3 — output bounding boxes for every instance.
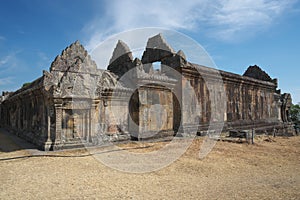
[275,95,282,122]
[87,110,90,139]
[54,100,63,149]
[44,105,53,151]
[90,100,100,142]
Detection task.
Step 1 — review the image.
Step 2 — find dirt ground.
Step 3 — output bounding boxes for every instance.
[0,130,299,200]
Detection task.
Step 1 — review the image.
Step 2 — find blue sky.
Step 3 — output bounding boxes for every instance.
[0,0,299,103]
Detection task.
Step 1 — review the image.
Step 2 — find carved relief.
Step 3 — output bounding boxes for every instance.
[0,34,295,150]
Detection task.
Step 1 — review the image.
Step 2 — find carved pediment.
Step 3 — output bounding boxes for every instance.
[50,40,97,74]
[47,41,100,98]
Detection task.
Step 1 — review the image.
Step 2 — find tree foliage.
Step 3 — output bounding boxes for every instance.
[290,104,300,123]
[22,82,31,87]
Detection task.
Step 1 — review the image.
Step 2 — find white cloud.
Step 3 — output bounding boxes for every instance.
[37,51,51,65]
[290,88,300,104]
[0,77,13,86]
[0,51,21,71]
[83,0,296,49]
[206,0,296,40]
[37,51,49,62]
[83,0,203,50]
[0,55,12,66]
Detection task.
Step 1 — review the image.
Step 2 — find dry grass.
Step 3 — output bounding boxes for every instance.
[0,134,299,200]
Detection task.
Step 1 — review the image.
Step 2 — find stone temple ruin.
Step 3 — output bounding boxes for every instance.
[0,34,294,150]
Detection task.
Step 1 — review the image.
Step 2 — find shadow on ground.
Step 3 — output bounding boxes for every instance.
[0,128,37,153]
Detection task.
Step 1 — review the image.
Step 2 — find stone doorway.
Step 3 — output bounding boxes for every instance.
[128,85,174,140]
[62,109,90,141]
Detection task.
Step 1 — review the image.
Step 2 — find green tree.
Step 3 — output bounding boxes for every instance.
[22,82,31,87]
[290,104,300,123]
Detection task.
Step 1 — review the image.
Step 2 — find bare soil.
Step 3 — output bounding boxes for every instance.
[0,131,299,200]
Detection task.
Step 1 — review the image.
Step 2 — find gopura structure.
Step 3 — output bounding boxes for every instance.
[0,34,294,150]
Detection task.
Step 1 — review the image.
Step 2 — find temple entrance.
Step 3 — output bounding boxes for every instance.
[128,85,174,140]
[128,89,139,140]
[62,109,90,141]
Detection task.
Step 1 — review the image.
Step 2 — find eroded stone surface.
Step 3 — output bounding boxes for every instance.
[0,34,294,150]
[141,33,175,64]
[146,33,175,53]
[243,65,272,82]
[107,40,134,78]
[109,40,133,65]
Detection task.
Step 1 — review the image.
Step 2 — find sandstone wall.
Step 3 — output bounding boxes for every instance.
[0,34,295,151]
[0,82,51,149]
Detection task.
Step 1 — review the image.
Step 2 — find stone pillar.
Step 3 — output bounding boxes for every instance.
[87,109,90,140]
[276,96,283,122]
[54,100,63,149]
[44,105,53,151]
[90,100,100,141]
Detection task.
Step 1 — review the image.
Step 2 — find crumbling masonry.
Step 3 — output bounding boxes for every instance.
[0,34,294,150]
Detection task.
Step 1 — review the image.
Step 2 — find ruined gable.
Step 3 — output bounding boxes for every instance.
[47,41,99,98]
[50,40,97,74]
[107,40,134,78]
[0,33,295,151]
[243,65,272,82]
[141,33,175,64]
